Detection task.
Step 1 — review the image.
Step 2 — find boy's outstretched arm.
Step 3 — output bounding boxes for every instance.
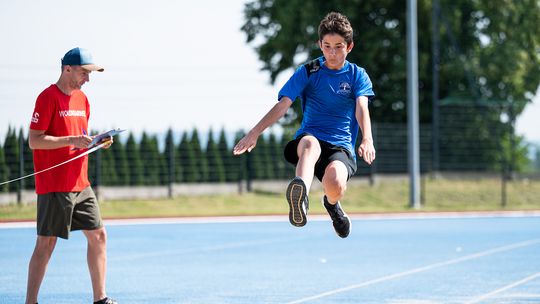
[233,97,293,155]
[355,96,376,165]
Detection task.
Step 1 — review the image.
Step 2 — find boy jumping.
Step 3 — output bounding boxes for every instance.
[233,12,375,238]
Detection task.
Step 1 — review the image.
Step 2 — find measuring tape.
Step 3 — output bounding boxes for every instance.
[0,142,108,186]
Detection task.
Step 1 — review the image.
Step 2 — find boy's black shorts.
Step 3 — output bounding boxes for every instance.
[283,134,357,181]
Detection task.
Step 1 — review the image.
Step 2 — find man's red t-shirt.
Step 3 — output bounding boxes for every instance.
[30,84,91,194]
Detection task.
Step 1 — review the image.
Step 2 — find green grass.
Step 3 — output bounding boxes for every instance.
[1,178,539,221]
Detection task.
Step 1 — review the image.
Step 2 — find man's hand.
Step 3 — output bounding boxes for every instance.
[99,136,114,149]
[70,135,93,149]
[233,131,259,155]
[358,138,376,165]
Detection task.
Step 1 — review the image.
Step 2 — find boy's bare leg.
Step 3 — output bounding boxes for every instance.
[295,136,322,192]
[322,161,352,238]
[322,161,349,204]
[286,136,322,227]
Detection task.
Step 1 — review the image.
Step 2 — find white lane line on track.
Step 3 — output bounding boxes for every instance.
[0,215,294,229]
[286,239,540,304]
[3,210,540,229]
[463,271,540,304]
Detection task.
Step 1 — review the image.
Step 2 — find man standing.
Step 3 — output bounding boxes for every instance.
[26,47,117,304]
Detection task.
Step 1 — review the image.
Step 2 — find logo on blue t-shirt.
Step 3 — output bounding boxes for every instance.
[337,82,352,95]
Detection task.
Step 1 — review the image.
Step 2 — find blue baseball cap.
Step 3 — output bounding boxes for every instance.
[61,47,104,72]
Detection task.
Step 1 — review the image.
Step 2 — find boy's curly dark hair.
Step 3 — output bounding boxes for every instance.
[318,12,354,45]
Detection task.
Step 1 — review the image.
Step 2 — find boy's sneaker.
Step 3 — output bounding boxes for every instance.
[94,298,118,304]
[286,177,309,227]
[323,196,351,238]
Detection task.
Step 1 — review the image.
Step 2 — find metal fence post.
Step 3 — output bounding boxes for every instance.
[501,161,508,208]
[407,0,421,209]
[17,133,24,205]
[246,152,253,192]
[95,148,101,200]
[369,123,377,186]
[509,104,516,181]
[431,0,440,176]
[168,141,174,199]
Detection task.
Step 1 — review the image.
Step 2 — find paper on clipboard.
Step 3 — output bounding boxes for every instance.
[87,128,126,148]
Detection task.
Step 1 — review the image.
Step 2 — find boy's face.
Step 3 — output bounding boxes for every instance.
[319,33,354,70]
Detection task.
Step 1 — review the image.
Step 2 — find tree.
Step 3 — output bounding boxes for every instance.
[268,132,286,179]
[178,131,198,183]
[233,130,248,183]
[218,128,238,182]
[21,130,34,190]
[172,131,184,183]
[242,0,540,173]
[100,145,118,186]
[206,129,226,182]
[0,144,9,193]
[535,146,540,171]
[164,128,176,185]
[139,132,162,185]
[190,128,209,182]
[3,127,20,192]
[242,0,540,124]
[280,134,295,179]
[88,147,97,185]
[155,135,168,185]
[254,134,274,179]
[248,134,266,180]
[125,133,144,186]
[111,135,130,185]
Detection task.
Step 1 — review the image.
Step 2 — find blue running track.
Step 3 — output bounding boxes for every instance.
[1,214,540,303]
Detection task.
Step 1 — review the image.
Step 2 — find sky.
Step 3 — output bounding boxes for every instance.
[1,0,539,146]
[0,0,289,143]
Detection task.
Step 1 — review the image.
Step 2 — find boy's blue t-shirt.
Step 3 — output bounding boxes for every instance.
[278,56,375,159]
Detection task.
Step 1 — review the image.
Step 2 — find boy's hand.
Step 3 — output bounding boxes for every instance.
[358,138,376,165]
[233,132,259,155]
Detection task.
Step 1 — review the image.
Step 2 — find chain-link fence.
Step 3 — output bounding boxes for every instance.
[1,102,538,206]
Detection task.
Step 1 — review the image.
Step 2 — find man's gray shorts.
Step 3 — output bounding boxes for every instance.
[36,186,103,239]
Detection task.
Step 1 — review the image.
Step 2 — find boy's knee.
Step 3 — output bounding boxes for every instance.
[325,181,347,200]
[297,136,321,157]
[323,166,348,200]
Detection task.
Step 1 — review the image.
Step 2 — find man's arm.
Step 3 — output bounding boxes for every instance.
[28,129,92,150]
[233,97,293,155]
[355,96,376,165]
